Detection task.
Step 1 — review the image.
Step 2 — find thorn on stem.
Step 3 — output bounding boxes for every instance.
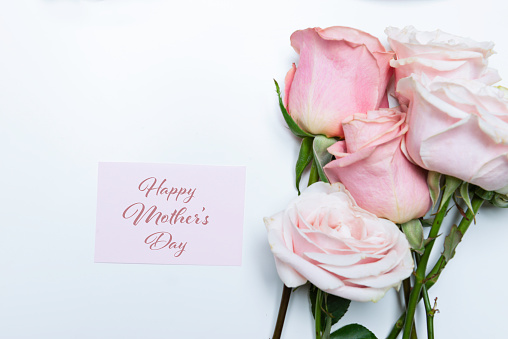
[453,195,469,220]
[428,297,440,317]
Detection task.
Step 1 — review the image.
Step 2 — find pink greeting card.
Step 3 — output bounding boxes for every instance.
[94,162,246,265]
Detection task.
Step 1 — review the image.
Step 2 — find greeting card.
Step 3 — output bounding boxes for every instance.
[95,162,246,265]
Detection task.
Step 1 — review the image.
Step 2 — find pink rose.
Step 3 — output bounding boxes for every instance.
[397,74,508,193]
[285,27,394,138]
[324,109,431,224]
[386,26,500,86]
[264,182,413,302]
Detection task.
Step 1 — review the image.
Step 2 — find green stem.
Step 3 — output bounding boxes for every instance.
[415,254,434,339]
[388,196,484,338]
[402,278,418,339]
[386,314,405,339]
[315,288,323,339]
[272,285,292,339]
[402,197,451,339]
[421,283,434,339]
[402,275,422,339]
[402,278,411,306]
[323,293,332,339]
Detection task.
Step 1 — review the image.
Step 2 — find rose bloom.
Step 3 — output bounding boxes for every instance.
[324,109,431,224]
[386,26,500,85]
[397,74,508,193]
[285,26,394,138]
[264,182,413,302]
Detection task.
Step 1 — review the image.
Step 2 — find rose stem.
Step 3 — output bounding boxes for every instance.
[402,278,418,339]
[272,284,292,339]
[421,284,434,339]
[387,196,483,339]
[415,254,433,339]
[386,314,405,339]
[402,197,451,339]
[314,288,323,339]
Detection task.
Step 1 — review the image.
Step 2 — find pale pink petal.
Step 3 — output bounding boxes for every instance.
[317,26,395,110]
[327,285,390,303]
[470,154,508,191]
[372,51,395,107]
[304,252,383,267]
[317,26,385,52]
[284,64,296,108]
[341,111,406,151]
[273,257,307,287]
[419,116,508,187]
[346,250,413,288]
[387,26,498,85]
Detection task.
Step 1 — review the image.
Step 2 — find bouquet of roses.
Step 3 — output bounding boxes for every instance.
[265,26,508,339]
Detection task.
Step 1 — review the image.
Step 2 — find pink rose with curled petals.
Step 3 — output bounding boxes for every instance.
[386,26,500,86]
[323,109,431,224]
[284,26,394,138]
[264,182,413,302]
[397,74,508,193]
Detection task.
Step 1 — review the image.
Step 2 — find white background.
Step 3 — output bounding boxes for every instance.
[1,0,508,338]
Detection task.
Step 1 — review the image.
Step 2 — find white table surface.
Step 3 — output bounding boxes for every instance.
[2,0,508,338]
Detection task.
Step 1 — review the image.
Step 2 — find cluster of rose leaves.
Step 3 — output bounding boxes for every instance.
[265,26,508,305]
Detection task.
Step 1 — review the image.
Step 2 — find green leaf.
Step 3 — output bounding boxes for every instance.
[295,137,314,194]
[475,186,494,200]
[427,171,441,209]
[312,135,337,183]
[442,224,463,263]
[309,285,351,329]
[330,324,377,339]
[459,182,474,213]
[439,176,462,211]
[401,219,424,254]
[274,80,313,138]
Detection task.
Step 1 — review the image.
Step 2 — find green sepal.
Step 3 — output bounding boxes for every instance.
[442,224,463,263]
[421,218,434,227]
[330,324,377,339]
[424,236,438,247]
[459,182,474,213]
[274,80,313,138]
[295,137,314,195]
[440,176,462,211]
[312,135,337,183]
[309,285,351,330]
[401,219,425,254]
[427,171,442,209]
[491,192,508,208]
[475,186,494,200]
[308,158,320,186]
